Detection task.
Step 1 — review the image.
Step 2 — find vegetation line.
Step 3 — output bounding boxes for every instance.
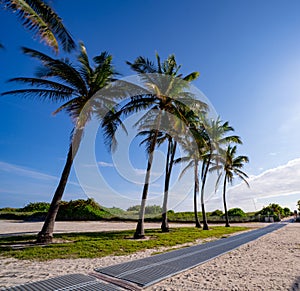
[0,226,249,261]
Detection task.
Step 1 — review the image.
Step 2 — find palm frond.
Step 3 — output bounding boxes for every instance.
[179,160,194,180]
[21,47,88,95]
[77,42,92,87]
[183,71,200,82]
[2,0,75,53]
[127,56,157,74]
[7,77,75,93]
[1,88,73,102]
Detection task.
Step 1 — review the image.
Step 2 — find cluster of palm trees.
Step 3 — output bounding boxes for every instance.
[1,0,249,244]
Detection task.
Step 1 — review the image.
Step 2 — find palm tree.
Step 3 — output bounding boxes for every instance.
[213,145,249,227]
[1,43,117,243]
[200,119,242,230]
[161,134,177,232]
[176,146,202,228]
[1,0,75,53]
[176,117,208,228]
[138,129,177,232]
[121,54,201,238]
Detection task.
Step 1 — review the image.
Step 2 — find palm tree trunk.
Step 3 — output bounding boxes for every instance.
[194,161,201,228]
[161,138,171,232]
[134,112,162,239]
[134,144,155,239]
[223,176,230,227]
[161,140,176,232]
[37,128,82,243]
[201,158,210,230]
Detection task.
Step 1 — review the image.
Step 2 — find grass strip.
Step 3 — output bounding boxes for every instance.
[0,226,249,261]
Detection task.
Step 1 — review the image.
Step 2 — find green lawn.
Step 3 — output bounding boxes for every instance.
[0,226,249,261]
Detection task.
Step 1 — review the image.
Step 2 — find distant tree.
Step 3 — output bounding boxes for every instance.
[211,145,249,227]
[258,203,285,219]
[297,200,300,212]
[283,207,291,217]
[227,208,246,217]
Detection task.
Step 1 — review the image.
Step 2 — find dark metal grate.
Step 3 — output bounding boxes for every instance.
[95,222,287,287]
[3,274,123,291]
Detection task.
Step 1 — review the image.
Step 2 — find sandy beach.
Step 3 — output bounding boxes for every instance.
[0,221,299,290]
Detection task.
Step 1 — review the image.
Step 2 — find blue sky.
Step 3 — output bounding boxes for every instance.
[1,0,300,212]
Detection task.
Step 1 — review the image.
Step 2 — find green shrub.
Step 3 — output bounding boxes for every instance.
[56,198,112,220]
[210,209,223,216]
[21,202,50,212]
[283,207,292,217]
[256,203,290,218]
[127,205,140,212]
[228,208,246,217]
[0,207,18,212]
[145,205,162,215]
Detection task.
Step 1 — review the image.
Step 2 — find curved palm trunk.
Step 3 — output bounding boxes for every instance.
[223,176,230,227]
[134,140,156,239]
[37,128,82,243]
[161,140,177,232]
[201,157,210,230]
[194,160,201,228]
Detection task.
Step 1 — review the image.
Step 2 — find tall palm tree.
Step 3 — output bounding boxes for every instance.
[176,117,208,228]
[121,54,201,238]
[138,129,177,232]
[213,145,249,227]
[1,0,75,53]
[200,119,242,230]
[161,134,177,232]
[176,147,202,228]
[1,43,117,243]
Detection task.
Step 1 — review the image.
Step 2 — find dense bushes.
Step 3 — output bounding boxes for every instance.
[21,202,50,212]
[256,203,291,219]
[127,205,163,215]
[0,199,293,223]
[227,208,246,217]
[57,199,112,220]
[210,209,223,217]
[0,199,114,221]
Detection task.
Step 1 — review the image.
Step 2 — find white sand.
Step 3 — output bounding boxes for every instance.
[0,221,299,290]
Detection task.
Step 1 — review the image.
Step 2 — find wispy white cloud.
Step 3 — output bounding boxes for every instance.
[133,168,162,177]
[215,158,300,211]
[98,161,114,167]
[0,161,57,181]
[0,161,80,187]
